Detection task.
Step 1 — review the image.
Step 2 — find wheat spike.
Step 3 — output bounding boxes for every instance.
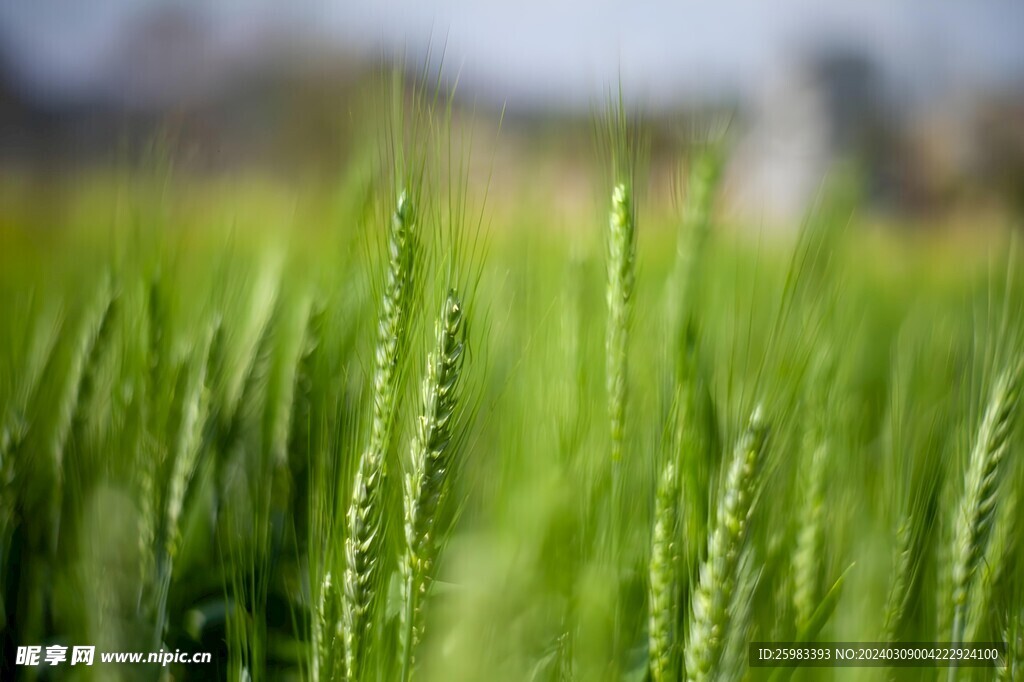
[792,441,827,634]
[342,191,417,681]
[648,455,681,682]
[949,361,1022,647]
[399,290,467,681]
[685,406,768,682]
[882,515,915,642]
[163,327,215,562]
[606,182,635,463]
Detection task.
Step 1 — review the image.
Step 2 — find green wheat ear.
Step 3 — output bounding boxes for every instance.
[882,514,916,642]
[949,360,1022,650]
[792,440,827,634]
[685,406,769,682]
[342,190,418,682]
[671,146,722,363]
[648,455,681,682]
[399,289,467,681]
[606,181,636,463]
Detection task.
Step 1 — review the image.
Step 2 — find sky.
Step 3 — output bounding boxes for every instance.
[1,0,1023,111]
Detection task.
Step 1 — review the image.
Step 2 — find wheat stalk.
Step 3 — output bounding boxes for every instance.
[399,289,467,681]
[343,190,418,681]
[685,406,768,682]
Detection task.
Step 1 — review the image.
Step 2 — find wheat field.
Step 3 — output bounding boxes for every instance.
[0,81,1022,681]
